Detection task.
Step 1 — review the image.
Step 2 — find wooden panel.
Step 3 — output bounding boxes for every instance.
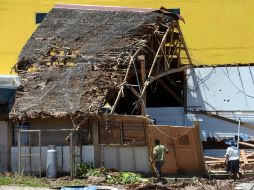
[99,121,121,144]
[123,122,145,145]
[148,125,177,174]
[147,125,204,174]
[172,126,202,173]
[175,148,200,173]
[172,127,194,148]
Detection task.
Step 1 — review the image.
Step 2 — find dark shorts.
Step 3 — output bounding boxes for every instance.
[155,161,164,177]
[227,159,239,174]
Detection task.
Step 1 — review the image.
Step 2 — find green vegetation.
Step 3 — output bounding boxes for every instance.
[0,164,148,188]
[0,174,48,187]
[76,163,149,185]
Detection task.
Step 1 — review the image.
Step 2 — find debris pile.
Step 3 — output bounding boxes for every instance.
[130,178,234,190]
[10,7,174,121]
[76,163,146,185]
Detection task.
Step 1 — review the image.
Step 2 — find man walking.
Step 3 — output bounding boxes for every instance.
[225,140,240,179]
[152,139,168,178]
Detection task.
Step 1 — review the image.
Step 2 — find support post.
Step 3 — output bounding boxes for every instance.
[139,55,146,115]
[39,130,41,178]
[18,131,21,175]
[237,119,241,149]
[69,132,74,178]
[92,119,100,167]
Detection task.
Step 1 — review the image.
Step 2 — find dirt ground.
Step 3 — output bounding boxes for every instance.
[0,186,50,190]
[0,177,250,190]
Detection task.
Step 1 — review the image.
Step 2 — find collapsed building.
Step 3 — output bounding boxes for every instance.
[2,4,254,176]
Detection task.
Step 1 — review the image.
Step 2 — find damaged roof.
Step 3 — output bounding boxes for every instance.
[10,6,175,121]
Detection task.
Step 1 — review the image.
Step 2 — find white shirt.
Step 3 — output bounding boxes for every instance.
[226,146,239,161]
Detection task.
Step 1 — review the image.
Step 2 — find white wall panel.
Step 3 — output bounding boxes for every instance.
[187,67,254,111]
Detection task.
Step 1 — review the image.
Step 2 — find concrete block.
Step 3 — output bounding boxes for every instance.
[103,146,118,169]
[81,145,94,165]
[134,147,150,172]
[119,147,134,171]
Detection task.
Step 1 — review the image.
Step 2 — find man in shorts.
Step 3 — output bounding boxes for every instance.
[152,139,168,178]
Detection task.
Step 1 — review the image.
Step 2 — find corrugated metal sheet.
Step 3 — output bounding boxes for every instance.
[146,107,254,140]
[186,66,254,111]
[11,146,94,173]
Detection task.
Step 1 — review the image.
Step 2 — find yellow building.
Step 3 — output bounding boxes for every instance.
[1,0,254,74]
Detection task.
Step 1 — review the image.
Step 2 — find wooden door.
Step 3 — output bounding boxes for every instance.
[147,125,177,174]
[147,124,205,174]
[172,127,200,173]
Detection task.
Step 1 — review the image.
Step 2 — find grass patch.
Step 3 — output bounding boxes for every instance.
[0,175,49,187]
[0,176,13,186]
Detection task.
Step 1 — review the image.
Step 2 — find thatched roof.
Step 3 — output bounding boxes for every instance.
[10,6,175,121]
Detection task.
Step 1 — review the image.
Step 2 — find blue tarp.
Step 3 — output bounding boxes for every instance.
[61,186,97,190]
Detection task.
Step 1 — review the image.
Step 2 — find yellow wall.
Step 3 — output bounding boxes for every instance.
[1,0,254,74]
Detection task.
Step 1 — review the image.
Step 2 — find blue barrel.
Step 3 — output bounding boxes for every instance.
[46,145,57,178]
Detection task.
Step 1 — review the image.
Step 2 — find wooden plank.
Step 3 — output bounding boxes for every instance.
[127,86,140,98]
[99,115,148,122]
[204,156,225,161]
[246,151,254,158]
[239,141,254,148]
[206,158,254,164]
[148,65,192,85]
[124,132,144,136]
[123,124,144,127]
[241,150,248,165]
[123,135,145,139]
[123,127,145,129]
[205,160,225,164]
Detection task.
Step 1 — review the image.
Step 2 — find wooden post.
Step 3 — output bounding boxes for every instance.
[18,131,21,175]
[69,132,74,178]
[193,121,206,173]
[92,119,100,167]
[120,122,124,145]
[38,130,41,178]
[139,55,146,116]
[144,122,154,173]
